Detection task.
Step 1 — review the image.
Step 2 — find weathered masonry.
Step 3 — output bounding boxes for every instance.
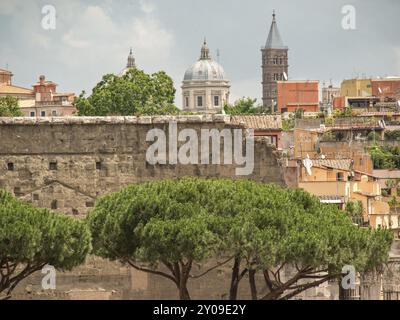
[0,115,285,217]
[0,115,286,300]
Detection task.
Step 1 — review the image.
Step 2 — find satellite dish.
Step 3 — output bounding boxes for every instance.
[303,154,313,176]
[283,72,288,81]
[378,87,383,94]
[320,154,326,160]
[397,100,400,108]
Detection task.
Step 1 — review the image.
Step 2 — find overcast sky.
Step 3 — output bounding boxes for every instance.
[0,0,399,107]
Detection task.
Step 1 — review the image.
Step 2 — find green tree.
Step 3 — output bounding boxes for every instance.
[87,179,229,300]
[75,69,177,116]
[88,178,392,300]
[369,145,397,169]
[345,200,364,224]
[224,97,267,115]
[136,97,179,116]
[0,96,23,117]
[0,190,91,299]
[224,186,391,300]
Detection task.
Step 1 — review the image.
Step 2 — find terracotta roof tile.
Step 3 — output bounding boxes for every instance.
[311,159,353,171]
[230,115,282,130]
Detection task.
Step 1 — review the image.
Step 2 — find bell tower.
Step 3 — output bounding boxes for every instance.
[261,11,289,112]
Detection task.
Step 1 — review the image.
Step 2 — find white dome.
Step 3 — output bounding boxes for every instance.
[184,59,227,81]
[183,40,228,82]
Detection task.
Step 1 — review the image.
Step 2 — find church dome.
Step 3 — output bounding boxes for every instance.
[120,48,136,76]
[183,40,228,82]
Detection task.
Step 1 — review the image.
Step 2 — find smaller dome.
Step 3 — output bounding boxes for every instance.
[183,40,228,82]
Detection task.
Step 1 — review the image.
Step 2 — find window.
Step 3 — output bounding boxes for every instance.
[86,201,94,208]
[7,162,14,171]
[51,200,58,210]
[49,162,57,170]
[72,209,79,215]
[214,96,219,106]
[336,172,344,181]
[13,187,21,196]
[185,97,189,108]
[41,111,46,117]
[197,96,203,107]
[30,111,35,117]
[96,161,102,170]
[52,110,57,116]
[33,194,39,200]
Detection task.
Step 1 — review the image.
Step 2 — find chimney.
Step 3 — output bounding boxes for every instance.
[39,75,45,84]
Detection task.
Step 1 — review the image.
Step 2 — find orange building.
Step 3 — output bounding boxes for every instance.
[371,78,400,101]
[277,80,319,113]
[333,96,345,110]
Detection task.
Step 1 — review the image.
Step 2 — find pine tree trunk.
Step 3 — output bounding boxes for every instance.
[249,269,258,300]
[229,256,241,300]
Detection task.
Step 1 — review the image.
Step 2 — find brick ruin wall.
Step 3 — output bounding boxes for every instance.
[0,115,286,300]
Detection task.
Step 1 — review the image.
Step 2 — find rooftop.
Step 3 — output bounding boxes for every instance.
[318,195,345,204]
[0,84,34,95]
[0,69,12,75]
[311,159,353,171]
[230,115,282,130]
[372,170,400,179]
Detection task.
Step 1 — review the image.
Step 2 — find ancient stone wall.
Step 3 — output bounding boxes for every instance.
[0,115,285,300]
[0,115,285,217]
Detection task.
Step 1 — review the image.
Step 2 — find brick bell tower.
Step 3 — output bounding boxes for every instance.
[261,11,289,112]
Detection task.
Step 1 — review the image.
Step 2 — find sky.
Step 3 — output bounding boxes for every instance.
[0,0,399,108]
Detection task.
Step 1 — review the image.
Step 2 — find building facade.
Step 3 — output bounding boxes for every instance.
[277,80,319,113]
[322,84,341,105]
[261,12,289,111]
[0,69,35,100]
[371,78,400,102]
[182,40,230,114]
[20,75,76,117]
[341,78,372,97]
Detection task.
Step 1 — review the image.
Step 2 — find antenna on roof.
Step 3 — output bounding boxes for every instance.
[6,63,9,71]
[217,49,220,63]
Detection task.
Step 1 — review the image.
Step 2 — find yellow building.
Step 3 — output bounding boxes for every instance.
[340,78,372,97]
[297,158,391,229]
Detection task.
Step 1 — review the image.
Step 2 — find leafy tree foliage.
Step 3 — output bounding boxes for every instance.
[369,145,400,169]
[345,201,364,225]
[0,96,22,117]
[88,178,392,300]
[224,97,268,115]
[0,190,91,299]
[75,69,177,116]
